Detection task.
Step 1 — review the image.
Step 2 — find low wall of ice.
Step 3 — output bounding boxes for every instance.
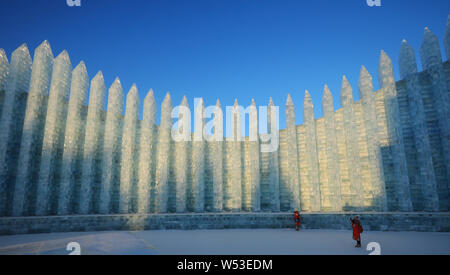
[0,212,449,235]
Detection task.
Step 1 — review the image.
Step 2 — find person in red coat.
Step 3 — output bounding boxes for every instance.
[350,216,363,247]
[294,209,301,231]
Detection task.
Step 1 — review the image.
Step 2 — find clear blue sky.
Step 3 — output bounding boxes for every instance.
[0,0,449,129]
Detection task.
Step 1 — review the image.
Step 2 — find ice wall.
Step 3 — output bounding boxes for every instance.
[0,17,449,217]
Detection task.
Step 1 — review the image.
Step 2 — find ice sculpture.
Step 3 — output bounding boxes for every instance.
[285,94,301,211]
[119,84,140,214]
[79,71,106,214]
[247,99,260,211]
[340,76,364,209]
[137,89,156,214]
[174,96,190,213]
[155,93,172,213]
[35,50,72,216]
[379,51,411,211]
[267,98,280,212]
[58,61,88,215]
[0,44,32,216]
[304,90,321,211]
[358,67,383,210]
[399,40,439,212]
[211,99,223,212]
[420,27,450,211]
[191,98,205,212]
[322,85,342,211]
[98,78,123,214]
[13,41,53,216]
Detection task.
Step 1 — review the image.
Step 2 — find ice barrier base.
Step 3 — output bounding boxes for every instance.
[0,212,449,235]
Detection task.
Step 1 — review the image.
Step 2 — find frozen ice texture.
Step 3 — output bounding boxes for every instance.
[155,93,172,213]
[174,96,189,213]
[79,71,106,214]
[35,50,72,216]
[0,44,32,216]
[137,89,156,214]
[119,84,140,214]
[13,41,53,217]
[58,61,88,215]
[97,77,123,214]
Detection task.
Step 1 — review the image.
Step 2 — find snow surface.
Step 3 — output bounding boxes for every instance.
[0,229,449,255]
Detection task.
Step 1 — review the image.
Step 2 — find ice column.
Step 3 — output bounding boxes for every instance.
[137,89,156,214]
[155,93,172,213]
[285,94,301,210]
[12,41,53,217]
[211,99,224,212]
[340,76,364,209]
[420,27,450,210]
[98,78,123,214]
[304,91,321,211]
[399,40,439,212]
[322,86,342,211]
[267,98,280,212]
[358,67,386,211]
[192,98,206,212]
[248,99,260,211]
[58,61,88,215]
[228,99,242,211]
[119,85,140,214]
[0,44,31,216]
[78,72,106,214]
[35,51,72,216]
[379,51,412,211]
[174,96,190,213]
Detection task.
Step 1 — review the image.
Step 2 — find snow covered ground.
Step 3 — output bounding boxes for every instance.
[0,229,449,255]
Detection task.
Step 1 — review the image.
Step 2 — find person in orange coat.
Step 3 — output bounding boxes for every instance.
[294,209,301,231]
[350,216,363,247]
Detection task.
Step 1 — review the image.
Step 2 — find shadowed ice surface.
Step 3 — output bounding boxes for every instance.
[0,229,449,255]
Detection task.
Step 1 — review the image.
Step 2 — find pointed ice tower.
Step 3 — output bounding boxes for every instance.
[192,98,206,212]
[227,99,242,211]
[357,66,387,211]
[97,78,124,214]
[35,50,72,216]
[322,85,342,211]
[211,99,224,212]
[137,89,156,214]
[78,71,106,214]
[420,27,450,210]
[12,41,53,217]
[304,90,321,212]
[358,66,385,211]
[248,99,260,211]
[174,96,190,213]
[267,97,280,212]
[58,61,89,215]
[399,39,439,212]
[155,92,173,213]
[379,50,411,212]
[340,75,364,209]
[119,84,140,214]
[285,94,301,211]
[0,44,32,216]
